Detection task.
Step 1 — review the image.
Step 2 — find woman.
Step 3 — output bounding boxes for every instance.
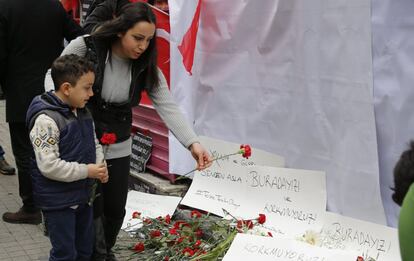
[45,2,212,260]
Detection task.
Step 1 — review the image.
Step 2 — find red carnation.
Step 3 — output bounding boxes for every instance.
[195,228,203,238]
[164,257,169,261]
[182,247,195,257]
[236,220,243,229]
[132,211,141,219]
[165,214,171,224]
[244,220,254,229]
[190,210,202,218]
[240,144,252,159]
[100,132,117,145]
[257,213,266,224]
[356,257,364,261]
[173,221,190,229]
[177,236,185,244]
[134,242,145,252]
[169,228,178,235]
[150,230,161,238]
[193,240,202,248]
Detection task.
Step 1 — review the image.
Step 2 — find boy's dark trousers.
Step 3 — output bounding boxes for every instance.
[43,204,94,261]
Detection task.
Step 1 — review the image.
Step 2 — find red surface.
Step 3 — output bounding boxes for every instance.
[140,6,170,105]
[132,104,176,182]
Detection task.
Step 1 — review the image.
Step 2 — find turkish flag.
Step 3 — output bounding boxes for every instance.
[177,0,201,75]
[140,6,170,105]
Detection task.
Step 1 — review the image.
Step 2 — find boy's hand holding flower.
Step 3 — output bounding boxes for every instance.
[87,163,108,183]
[88,133,116,206]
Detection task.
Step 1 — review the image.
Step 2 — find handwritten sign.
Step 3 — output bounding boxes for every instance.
[180,164,247,216]
[319,212,401,261]
[223,234,358,261]
[235,166,326,237]
[121,190,181,231]
[199,135,285,169]
[180,164,326,237]
[130,132,152,173]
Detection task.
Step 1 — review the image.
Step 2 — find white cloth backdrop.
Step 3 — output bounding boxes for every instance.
[372,0,414,226]
[169,0,387,224]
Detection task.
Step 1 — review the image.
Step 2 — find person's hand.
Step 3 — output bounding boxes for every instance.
[87,163,109,183]
[100,161,109,183]
[189,142,213,171]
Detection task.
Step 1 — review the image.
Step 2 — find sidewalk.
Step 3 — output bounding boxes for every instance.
[0,100,50,260]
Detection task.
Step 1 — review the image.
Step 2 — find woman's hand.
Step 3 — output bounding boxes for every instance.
[189,142,213,171]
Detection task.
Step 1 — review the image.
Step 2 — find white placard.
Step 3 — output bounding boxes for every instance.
[223,234,358,261]
[122,190,182,231]
[180,164,247,216]
[180,164,326,237]
[235,166,326,237]
[199,135,285,168]
[320,212,401,261]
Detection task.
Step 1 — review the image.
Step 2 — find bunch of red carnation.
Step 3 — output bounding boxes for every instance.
[125,210,269,260]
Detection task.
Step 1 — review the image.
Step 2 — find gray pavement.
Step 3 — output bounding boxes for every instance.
[0,100,51,260]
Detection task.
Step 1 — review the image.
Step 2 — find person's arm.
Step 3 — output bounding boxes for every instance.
[148,69,199,148]
[148,69,212,170]
[44,36,88,91]
[83,0,116,34]
[29,114,89,182]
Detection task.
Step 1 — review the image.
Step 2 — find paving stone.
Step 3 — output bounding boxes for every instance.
[0,101,49,260]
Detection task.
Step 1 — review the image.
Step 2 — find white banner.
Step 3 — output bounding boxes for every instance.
[170,0,386,224]
[372,0,414,226]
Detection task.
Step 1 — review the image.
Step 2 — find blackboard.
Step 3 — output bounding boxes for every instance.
[130,132,153,173]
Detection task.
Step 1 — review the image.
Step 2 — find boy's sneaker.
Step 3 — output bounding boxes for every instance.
[0,159,15,175]
[2,208,42,224]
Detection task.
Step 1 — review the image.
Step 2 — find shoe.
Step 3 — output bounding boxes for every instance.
[0,159,16,175]
[2,208,42,224]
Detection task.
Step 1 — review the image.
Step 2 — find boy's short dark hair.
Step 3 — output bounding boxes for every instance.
[51,54,95,91]
[392,141,414,206]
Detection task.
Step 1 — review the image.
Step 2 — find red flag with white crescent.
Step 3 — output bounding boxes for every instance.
[140,6,170,105]
[177,0,202,76]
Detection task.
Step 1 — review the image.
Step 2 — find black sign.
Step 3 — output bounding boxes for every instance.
[130,132,153,173]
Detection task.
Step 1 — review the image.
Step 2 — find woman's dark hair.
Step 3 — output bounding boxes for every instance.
[392,141,414,206]
[91,2,159,90]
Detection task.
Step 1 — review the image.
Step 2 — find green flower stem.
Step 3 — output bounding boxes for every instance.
[88,180,100,206]
[176,151,243,181]
[190,230,237,261]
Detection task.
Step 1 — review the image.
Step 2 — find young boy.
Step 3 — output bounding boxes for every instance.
[26,54,108,260]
